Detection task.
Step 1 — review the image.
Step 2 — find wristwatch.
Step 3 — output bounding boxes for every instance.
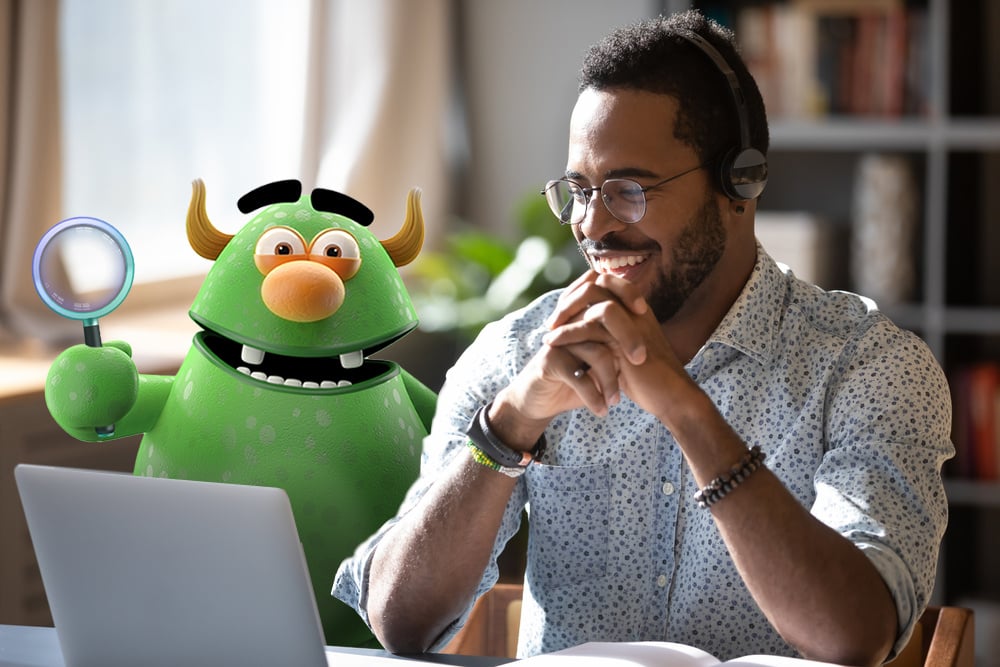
[465,401,546,471]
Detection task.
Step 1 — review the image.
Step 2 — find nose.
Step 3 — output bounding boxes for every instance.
[260,261,345,322]
[577,188,626,239]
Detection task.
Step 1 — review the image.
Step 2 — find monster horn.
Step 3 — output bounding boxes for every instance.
[186,179,233,260]
[381,188,425,267]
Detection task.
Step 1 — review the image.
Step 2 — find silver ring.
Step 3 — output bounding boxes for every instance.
[572,363,590,379]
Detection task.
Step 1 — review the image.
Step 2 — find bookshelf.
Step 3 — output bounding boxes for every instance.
[661,0,1000,610]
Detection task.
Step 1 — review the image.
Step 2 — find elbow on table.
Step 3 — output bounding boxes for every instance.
[368,594,450,655]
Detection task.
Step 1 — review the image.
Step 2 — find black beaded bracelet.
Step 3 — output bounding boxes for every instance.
[693,445,766,509]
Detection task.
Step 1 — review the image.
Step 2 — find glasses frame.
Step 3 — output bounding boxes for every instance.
[542,162,707,226]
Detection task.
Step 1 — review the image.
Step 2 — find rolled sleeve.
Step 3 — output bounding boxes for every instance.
[813,323,953,656]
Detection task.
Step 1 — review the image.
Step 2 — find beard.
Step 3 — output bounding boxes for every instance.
[578,191,727,323]
[646,193,727,322]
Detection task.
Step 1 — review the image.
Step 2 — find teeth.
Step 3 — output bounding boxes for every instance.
[594,255,645,272]
[234,345,359,389]
[241,345,265,365]
[237,372,350,389]
[339,350,364,369]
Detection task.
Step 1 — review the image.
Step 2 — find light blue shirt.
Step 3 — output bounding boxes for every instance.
[334,246,953,660]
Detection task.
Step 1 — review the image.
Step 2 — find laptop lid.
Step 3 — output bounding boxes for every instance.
[14,464,329,667]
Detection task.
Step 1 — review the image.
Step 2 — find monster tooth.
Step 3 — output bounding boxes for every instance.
[251,371,267,381]
[338,380,352,387]
[237,366,251,375]
[241,345,265,365]
[284,378,303,387]
[339,350,364,369]
[320,380,338,388]
[267,375,284,384]
[302,381,320,389]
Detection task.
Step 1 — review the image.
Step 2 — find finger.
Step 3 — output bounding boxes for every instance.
[545,302,647,366]
[581,301,647,365]
[556,342,621,413]
[593,272,648,316]
[549,282,628,331]
[548,272,601,329]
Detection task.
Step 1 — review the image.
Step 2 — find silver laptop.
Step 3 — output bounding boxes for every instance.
[14,463,331,667]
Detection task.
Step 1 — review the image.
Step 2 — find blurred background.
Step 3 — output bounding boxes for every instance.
[3,1,1000,661]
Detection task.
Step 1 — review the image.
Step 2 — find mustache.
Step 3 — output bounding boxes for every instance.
[578,235,659,255]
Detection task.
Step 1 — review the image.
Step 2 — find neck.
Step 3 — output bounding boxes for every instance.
[661,239,757,364]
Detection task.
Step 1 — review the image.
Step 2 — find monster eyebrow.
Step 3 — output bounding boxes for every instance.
[310,188,375,226]
[236,179,304,214]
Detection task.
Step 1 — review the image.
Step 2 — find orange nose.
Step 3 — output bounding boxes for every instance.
[260,261,345,322]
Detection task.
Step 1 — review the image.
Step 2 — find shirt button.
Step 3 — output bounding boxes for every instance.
[661,482,675,496]
[656,574,668,588]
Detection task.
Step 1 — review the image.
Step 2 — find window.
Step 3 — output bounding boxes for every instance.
[59,0,310,288]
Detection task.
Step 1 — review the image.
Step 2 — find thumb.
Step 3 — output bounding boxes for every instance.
[102,340,133,357]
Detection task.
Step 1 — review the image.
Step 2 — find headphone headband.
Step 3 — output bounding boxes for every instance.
[676,30,767,201]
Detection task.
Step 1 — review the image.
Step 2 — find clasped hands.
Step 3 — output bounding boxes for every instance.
[499,270,691,432]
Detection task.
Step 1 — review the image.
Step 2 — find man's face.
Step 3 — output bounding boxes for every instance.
[566,87,729,323]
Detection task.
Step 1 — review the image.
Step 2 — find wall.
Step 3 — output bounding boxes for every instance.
[457,0,659,238]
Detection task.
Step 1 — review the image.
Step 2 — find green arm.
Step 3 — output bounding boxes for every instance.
[44,341,173,443]
[400,368,437,432]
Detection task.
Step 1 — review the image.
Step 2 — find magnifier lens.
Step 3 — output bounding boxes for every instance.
[33,218,134,321]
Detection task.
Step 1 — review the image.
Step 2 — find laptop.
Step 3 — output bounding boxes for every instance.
[14,463,334,667]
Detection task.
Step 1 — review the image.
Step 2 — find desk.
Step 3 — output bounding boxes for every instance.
[0,625,511,667]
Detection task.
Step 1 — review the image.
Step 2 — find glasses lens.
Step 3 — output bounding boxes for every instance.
[544,180,585,225]
[602,179,646,223]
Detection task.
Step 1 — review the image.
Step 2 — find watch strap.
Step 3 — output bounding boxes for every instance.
[465,401,546,469]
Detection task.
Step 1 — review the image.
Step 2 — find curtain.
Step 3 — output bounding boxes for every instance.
[302,0,454,248]
[0,0,73,341]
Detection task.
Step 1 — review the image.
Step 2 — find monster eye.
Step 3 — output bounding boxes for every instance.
[254,226,307,275]
[309,229,361,279]
[256,227,307,257]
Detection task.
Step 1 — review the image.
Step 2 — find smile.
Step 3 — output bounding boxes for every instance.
[197,331,386,390]
[591,254,648,273]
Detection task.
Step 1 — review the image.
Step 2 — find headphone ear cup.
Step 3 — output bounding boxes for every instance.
[719,147,768,201]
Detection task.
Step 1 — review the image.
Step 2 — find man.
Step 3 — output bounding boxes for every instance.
[334,10,952,666]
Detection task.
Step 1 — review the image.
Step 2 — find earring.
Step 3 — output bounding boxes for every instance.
[734,204,746,214]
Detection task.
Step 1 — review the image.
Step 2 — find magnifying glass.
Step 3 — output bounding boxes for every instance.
[32,217,135,437]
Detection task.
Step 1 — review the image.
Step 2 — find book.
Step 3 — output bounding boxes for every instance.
[504,641,843,667]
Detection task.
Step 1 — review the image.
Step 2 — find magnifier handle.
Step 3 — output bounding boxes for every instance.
[82,320,116,438]
[83,322,102,348]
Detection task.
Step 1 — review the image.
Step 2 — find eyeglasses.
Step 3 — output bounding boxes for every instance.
[541,163,706,225]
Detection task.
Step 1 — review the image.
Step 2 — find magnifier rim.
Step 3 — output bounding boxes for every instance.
[32,216,135,321]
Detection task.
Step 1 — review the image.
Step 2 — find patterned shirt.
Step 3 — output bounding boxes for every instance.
[333,246,953,660]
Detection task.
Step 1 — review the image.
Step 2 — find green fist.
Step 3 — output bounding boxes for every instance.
[45,342,138,431]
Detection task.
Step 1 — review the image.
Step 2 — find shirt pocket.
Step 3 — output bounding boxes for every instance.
[525,463,611,587]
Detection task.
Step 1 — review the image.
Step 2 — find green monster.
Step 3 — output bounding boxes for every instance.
[44,179,435,647]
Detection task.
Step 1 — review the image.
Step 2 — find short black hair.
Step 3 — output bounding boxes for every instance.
[579,10,769,173]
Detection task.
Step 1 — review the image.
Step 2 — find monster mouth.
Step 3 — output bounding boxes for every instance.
[198,331,387,389]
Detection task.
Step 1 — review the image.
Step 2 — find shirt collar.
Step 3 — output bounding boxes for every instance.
[701,243,787,367]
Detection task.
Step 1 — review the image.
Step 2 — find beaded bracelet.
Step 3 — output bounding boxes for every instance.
[466,441,526,478]
[693,445,766,509]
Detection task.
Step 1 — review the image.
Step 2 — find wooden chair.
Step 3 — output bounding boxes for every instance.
[442,583,523,658]
[887,605,974,667]
[444,584,974,667]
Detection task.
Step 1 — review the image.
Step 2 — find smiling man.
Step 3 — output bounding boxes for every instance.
[333,10,953,666]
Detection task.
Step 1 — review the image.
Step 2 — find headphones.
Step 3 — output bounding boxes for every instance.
[677,31,768,201]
